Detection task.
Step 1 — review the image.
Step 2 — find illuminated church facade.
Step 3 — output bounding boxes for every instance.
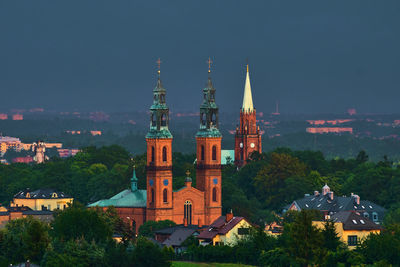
[89,63,260,231]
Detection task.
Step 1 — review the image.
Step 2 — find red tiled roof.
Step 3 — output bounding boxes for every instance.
[197,216,245,240]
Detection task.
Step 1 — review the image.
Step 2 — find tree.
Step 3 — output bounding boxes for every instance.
[321,220,342,251]
[51,203,112,243]
[132,237,171,267]
[285,210,323,266]
[0,216,50,264]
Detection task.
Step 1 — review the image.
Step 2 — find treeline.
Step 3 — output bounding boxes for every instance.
[2,145,400,225]
[0,204,172,266]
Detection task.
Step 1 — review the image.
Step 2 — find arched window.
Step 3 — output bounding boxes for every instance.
[163,189,168,203]
[151,114,156,127]
[161,113,167,126]
[211,113,216,125]
[201,113,206,125]
[212,187,217,202]
[151,146,155,162]
[184,200,192,225]
[201,145,205,161]
[162,146,167,162]
[212,145,217,161]
[151,189,155,203]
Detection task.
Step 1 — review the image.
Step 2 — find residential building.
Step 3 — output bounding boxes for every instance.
[10,189,73,211]
[285,184,386,224]
[0,136,22,155]
[197,211,252,246]
[234,64,262,167]
[0,206,53,228]
[154,225,201,253]
[313,211,382,249]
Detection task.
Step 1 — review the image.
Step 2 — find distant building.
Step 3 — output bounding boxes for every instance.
[12,156,33,164]
[306,127,353,134]
[90,130,102,136]
[197,211,251,246]
[0,136,22,155]
[234,65,262,167]
[11,189,73,211]
[12,114,23,120]
[0,113,8,120]
[58,148,80,158]
[284,184,386,224]
[313,211,382,249]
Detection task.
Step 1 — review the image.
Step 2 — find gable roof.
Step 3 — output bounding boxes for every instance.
[331,211,383,231]
[14,188,71,199]
[287,192,386,222]
[162,228,198,247]
[197,215,246,240]
[88,189,147,208]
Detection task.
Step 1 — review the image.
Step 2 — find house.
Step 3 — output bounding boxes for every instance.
[265,221,283,236]
[154,225,201,253]
[0,206,53,228]
[10,188,73,211]
[313,211,382,249]
[197,211,252,246]
[284,184,386,224]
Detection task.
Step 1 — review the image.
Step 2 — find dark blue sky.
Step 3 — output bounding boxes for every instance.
[0,0,399,114]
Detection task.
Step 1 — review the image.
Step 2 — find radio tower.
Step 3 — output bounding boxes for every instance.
[271,100,280,115]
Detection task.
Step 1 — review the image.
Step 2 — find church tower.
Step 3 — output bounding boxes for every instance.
[196,60,222,225]
[146,61,174,221]
[234,64,262,167]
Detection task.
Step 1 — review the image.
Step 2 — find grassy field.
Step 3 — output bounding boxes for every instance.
[171,261,255,267]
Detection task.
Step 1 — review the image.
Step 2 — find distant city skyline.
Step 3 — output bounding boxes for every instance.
[1,1,399,114]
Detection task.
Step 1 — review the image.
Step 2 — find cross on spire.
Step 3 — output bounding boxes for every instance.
[207,57,213,73]
[156,58,162,76]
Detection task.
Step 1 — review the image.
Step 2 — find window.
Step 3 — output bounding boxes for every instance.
[212,187,217,202]
[151,146,155,162]
[201,145,205,161]
[372,212,378,222]
[151,114,156,127]
[63,204,66,209]
[151,189,155,203]
[348,235,358,246]
[162,146,167,162]
[352,220,357,224]
[184,200,192,225]
[212,145,217,161]
[57,204,60,209]
[48,205,51,210]
[52,193,58,198]
[161,113,167,126]
[238,228,250,235]
[132,220,137,235]
[163,189,168,203]
[363,212,369,218]
[211,113,216,125]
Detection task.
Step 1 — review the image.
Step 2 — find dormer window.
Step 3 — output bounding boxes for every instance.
[52,193,58,198]
[26,193,30,198]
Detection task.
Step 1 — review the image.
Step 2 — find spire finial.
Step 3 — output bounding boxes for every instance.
[186,170,191,177]
[246,58,249,73]
[207,57,213,74]
[156,58,162,76]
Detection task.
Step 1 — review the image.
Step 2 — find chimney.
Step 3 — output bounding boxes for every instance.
[226,209,233,222]
[353,194,360,205]
[328,191,334,200]
[314,191,320,196]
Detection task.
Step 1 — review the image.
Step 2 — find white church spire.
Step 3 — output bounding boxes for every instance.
[242,64,254,113]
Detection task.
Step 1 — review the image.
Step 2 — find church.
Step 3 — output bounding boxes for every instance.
[89,63,261,232]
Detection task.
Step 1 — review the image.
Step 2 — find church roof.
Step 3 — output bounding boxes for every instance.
[242,65,254,113]
[88,188,147,208]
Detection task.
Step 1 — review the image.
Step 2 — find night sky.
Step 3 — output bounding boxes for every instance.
[0,1,399,114]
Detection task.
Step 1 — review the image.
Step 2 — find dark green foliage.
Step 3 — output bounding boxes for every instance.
[0,216,50,264]
[51,202,113,243]
[132,237,171,267]
[138,220,176,237]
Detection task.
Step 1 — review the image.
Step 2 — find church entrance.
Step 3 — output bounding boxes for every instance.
[184,200,192,225]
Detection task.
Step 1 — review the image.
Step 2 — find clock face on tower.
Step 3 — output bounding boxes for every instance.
[163,179,169,186]
[149,179,154,186]
[250,143,255,148]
